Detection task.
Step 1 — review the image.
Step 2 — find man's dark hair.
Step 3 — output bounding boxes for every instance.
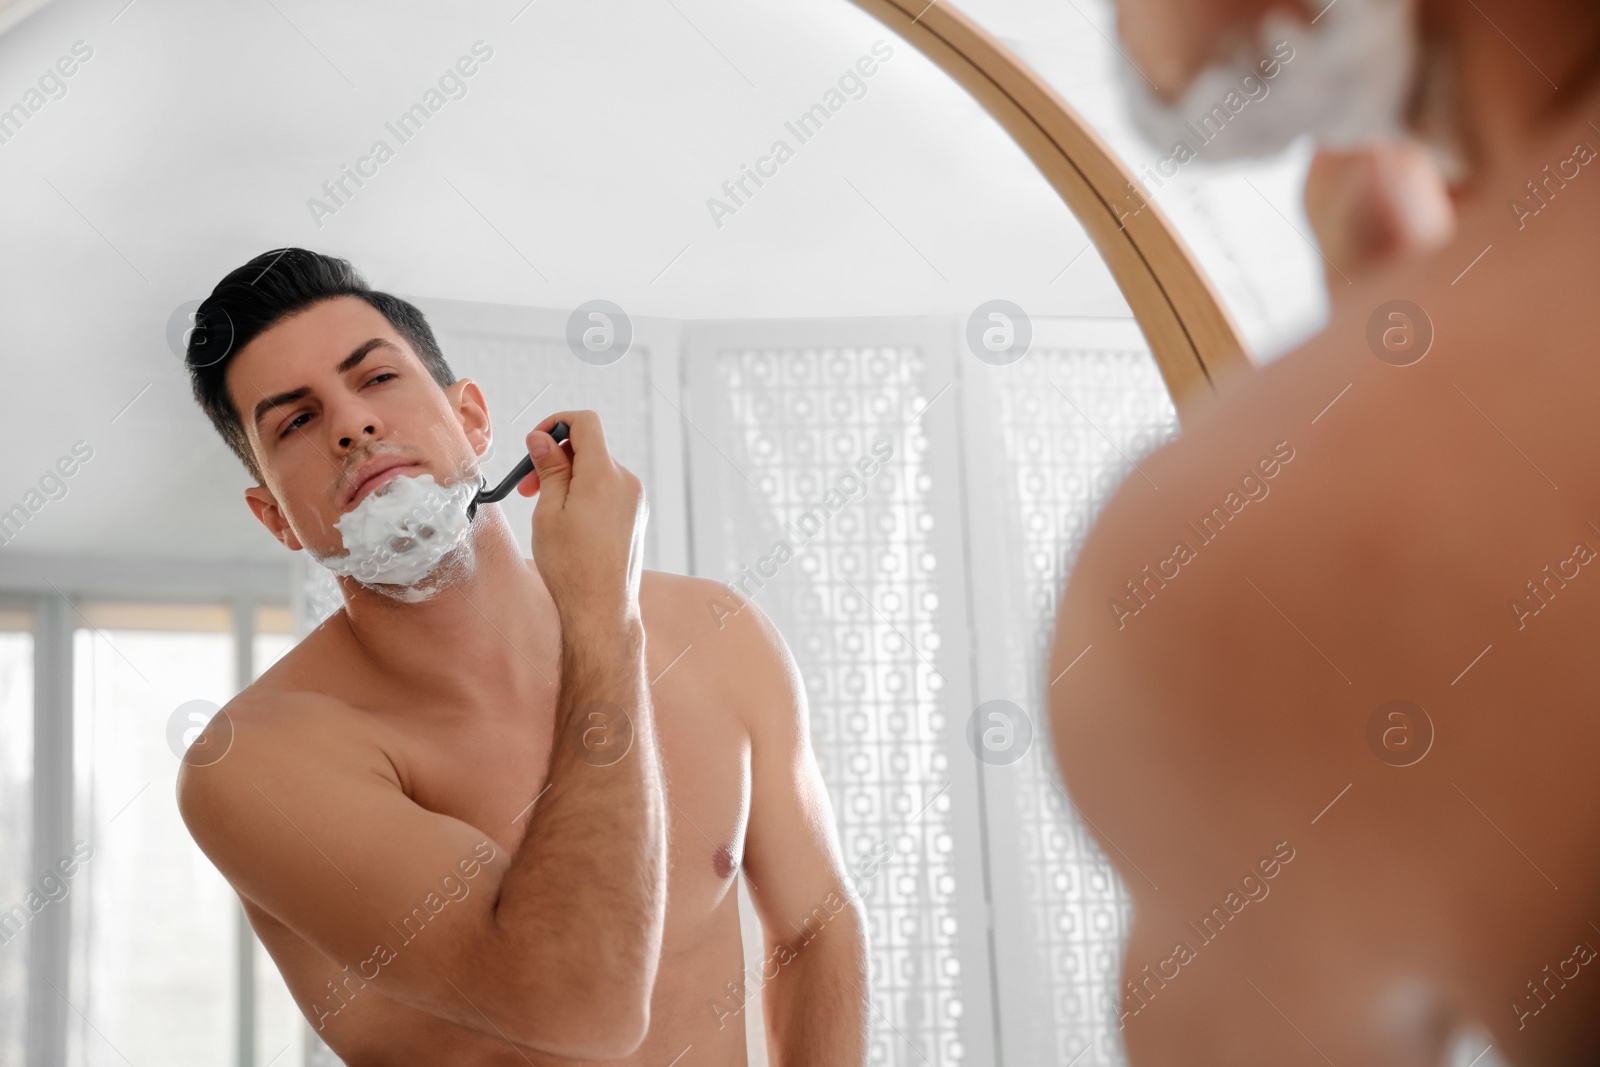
[185,247,456,483]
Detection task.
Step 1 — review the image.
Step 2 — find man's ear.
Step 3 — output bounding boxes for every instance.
[449,378,492,458]
[244,484,305,552]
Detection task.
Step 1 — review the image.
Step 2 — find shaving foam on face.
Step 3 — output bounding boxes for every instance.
[1118,0,1419,162]
[317,472,475,594]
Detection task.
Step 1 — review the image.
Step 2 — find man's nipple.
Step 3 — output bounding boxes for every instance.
[713,843,738,880]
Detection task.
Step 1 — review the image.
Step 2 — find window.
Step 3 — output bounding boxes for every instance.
[249,605,304,1067]
[0,607,34,1067]
[69,604,236,1066]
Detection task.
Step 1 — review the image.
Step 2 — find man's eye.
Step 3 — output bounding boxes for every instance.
[279,413,311,438]
[368,372,396,385]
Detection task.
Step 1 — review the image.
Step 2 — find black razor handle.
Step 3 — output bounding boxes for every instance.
[467,420,570,520]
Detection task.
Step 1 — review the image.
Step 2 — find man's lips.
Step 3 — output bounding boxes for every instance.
[344,458,422,510]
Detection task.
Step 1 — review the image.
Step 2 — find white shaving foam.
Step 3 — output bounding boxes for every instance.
[316,472,475,593]
[1118,0,1418,162]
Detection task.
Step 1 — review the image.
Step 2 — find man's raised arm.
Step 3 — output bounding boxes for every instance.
[176,411,666,1060]
[720,590,870,1063]
[489,410,668,1050]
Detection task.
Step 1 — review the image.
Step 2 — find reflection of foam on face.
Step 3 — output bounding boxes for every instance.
[315,471,477,601]
[1119,0,1420,162]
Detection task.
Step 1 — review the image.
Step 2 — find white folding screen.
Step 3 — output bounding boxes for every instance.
[959,322,1179,1066]
[678,317,1181,1065]
[290,305,1183,1065]
[680,318,994,1065]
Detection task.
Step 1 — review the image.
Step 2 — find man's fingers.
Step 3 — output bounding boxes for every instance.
[516,467,540,498]
[1305,140,1456,282]
[517,410,626,509]
[515,412,586,499]
[524,426,573,509]
[546,410,613,479]
[528,428,568,474]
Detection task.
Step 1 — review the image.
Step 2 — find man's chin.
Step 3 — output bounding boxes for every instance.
[357,557,473,604]
[320,528,479,605]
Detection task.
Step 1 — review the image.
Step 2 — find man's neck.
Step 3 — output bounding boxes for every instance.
[1426,0,1600,184]
[325,509,559,710]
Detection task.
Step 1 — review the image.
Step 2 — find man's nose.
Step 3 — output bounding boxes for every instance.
[331,400,385,451]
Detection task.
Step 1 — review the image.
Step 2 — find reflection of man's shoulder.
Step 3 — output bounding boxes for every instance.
[638,569,790,710]
[241,616,354,704]
[639,570,756,676]
[230,614,376,743]
[226,679,361,738]
[640,569,735,636]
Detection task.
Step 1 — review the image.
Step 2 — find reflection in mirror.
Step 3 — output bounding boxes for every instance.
[0,0,1418,1065]
[0,608,33,1066]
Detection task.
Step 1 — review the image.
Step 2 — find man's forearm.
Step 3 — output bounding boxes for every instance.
[763,900,871,1065]
[490,617,667,1020]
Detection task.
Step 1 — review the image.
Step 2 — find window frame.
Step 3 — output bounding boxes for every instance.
[0,552,290,1067]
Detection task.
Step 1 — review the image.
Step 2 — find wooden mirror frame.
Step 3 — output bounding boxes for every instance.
[851,0,1256,424]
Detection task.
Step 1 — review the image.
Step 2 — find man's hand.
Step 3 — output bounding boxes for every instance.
[1304,139,1457,289]
[518,410,649,633]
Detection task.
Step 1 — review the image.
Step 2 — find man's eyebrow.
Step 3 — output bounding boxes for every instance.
[252,386,310,431]
[251,338,401,430]
[337,336,398,373]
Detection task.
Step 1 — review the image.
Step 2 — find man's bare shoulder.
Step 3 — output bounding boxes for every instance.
[193,610,371,748]
[232,611,404,736]
[1053,201,1600,780]
[639,570,801,723]
[638,569,771,650]
[176,668,400,839]
[639,569,723,631]
[1067,180,1600,648]
[1058,343,1455,706]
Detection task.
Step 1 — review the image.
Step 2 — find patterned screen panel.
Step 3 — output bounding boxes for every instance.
[690,338,965,1064]
[972,340,1178,1067]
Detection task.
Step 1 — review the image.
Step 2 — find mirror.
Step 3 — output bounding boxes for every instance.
[0,1,1334,1065]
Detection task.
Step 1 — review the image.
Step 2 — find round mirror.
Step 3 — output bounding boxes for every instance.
[0,2,1334,1066]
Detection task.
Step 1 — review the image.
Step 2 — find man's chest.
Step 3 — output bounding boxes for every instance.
[392,667,754,915]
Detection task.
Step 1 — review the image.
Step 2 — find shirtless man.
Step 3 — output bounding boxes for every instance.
[1053,1,1600,1063]
[173,248,869,1065]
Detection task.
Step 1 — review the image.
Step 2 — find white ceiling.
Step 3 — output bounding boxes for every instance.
[0,0,1327,569]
